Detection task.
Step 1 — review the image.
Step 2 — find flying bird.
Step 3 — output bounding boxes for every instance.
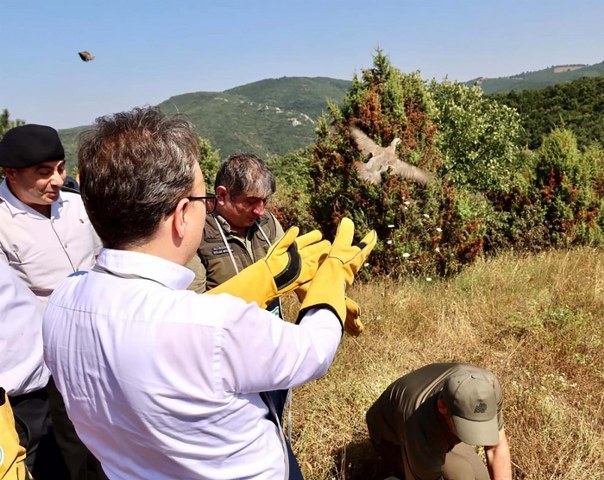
[350,126,430,186]
[78,51,95,62]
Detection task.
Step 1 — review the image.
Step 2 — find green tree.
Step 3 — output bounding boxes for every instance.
[533,129,603,246]
[198,137,220,189]
[310,50,490,277]
[0,108,25,139]
[0,109,26,180]
[269,146,316,231]
[429,81,522,193]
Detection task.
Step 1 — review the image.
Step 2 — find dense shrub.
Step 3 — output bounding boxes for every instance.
[309,51,494,277]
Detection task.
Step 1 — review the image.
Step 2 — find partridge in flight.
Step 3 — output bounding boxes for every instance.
[350,126,430,185]
[78,51,95,62]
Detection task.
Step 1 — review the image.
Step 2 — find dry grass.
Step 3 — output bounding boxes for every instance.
[282,247,604,479]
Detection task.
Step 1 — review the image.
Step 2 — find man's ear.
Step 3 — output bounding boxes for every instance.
[3,167,16,182]
[215,185,228,205]
[172,197,190,239]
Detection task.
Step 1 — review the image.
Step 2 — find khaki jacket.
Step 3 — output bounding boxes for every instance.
[187,211,283,293]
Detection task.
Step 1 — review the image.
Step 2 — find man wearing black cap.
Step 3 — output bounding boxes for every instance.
[0,124,101,300]
[0,124,105,479]
[366,363,512,480]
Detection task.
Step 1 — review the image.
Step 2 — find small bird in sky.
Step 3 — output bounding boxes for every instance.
[350,126,430,185]
[78,51,95,62]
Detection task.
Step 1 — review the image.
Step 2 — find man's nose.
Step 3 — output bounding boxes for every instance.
[50,171,64,188]
[252,201,266,216]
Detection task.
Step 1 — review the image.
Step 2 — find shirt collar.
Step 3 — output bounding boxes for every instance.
[0,178,66,218]
[95,248,195,290]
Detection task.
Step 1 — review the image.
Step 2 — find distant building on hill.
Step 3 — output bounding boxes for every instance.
[553,64,586,73]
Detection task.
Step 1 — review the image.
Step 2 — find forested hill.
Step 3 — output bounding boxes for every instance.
[490,75,604,149]
[466,60,604,94]
[58,76,350,168]
[158,76,350,159]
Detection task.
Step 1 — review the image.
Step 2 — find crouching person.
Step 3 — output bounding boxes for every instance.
[366,363,512,480]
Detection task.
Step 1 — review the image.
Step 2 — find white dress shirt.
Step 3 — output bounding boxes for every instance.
[0,178,102,301]
[0,261,50,395]
[43,248,342,480]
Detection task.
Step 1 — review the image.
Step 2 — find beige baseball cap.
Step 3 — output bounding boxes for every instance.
[442,371,499,446]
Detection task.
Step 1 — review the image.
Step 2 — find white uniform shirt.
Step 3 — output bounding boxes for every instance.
[0,261,50,395]
[43,248,342,480]
[0,178,101,301]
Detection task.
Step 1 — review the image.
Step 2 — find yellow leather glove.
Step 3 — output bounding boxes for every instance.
[298,218,377,325]
[208,227,330,307]
[0,389,28,480]
[296,281,364,336]
[342,296,363,336]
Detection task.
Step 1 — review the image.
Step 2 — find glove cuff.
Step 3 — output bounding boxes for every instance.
[296,303,344,331]
[297,258,347,325]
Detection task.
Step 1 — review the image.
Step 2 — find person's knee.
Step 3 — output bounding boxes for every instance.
[442,445,489,480]
[442,459,475,480]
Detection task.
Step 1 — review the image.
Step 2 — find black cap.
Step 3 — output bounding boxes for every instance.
[0,124,65,168]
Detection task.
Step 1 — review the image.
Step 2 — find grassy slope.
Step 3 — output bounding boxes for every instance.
[282,247,604,479]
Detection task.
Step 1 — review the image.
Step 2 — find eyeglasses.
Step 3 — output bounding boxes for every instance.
[187,193,217,214]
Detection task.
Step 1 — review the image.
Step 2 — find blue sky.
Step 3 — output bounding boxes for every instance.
[2,0,603,129]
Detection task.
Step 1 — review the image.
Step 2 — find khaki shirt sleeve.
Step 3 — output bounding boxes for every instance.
[186,254,207,293]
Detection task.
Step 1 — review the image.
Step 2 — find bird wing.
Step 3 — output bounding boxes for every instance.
[389,160,430,185]
[350,126,382,157]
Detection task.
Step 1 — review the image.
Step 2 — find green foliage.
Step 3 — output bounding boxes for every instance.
[429,81,522,192]
[309,50,490,277]
[533,129,603,246]
[269,146,316,231]
[491,76,604,149]
[0,109,26,180]
[198,137,221,188]
[0,108,25,138]
[484,130,604,253]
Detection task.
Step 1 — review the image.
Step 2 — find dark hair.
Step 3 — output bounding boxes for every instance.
[78,107,199,249]
[214,153,275,199]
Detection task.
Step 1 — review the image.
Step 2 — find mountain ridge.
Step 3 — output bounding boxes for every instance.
[58,61,604,169]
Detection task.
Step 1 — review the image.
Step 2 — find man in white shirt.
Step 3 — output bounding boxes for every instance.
[0,124,105,479]
[0,124,101,302]
[0,260,49,477]
[43,107,376,479]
